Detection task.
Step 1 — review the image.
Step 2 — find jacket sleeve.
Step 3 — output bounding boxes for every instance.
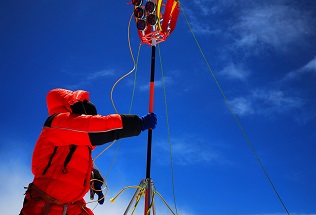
[47,113,142,146]
[88,114,142,146]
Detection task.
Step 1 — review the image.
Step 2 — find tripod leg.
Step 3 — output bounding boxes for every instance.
[124,179,146,215]
[124,188,140,215]
[150,180,156,215]
[144,178,156,215]
[151,184,156,215]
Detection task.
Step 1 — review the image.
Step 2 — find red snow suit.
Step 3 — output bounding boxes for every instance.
[20,88,142,215]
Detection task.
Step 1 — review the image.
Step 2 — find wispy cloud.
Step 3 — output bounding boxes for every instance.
[138,76,174,91]
[274,56,316,123]
[188,0,211,16]
[191,0,236,16]
[0,166,32,214]
[188,1,315,53]
[303,56,316,72]
[180,1,223,35]
[226,55,315,121]
[86,70,116,81]
[283,56,316,81]
[229,89,303,117]
[66,69,116,89]
[220,62,250,81]
[252,89,303,114]
[0,140,33,214]
[232,4,314,51]
[229,97,254,116]
[155,135,228,166]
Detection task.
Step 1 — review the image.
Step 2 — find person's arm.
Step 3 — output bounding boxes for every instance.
[89,113,157,146]
[89,114,142,146]
[47,112,156,146]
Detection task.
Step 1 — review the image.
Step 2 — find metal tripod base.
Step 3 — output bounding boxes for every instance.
[124,178,156,215]
[110,178,176,215]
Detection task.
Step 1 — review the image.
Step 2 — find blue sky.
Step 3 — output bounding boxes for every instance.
[1,0,316,214]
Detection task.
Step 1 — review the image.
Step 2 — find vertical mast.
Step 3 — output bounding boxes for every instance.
[144,37,156,215]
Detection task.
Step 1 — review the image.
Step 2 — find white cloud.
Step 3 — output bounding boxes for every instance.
[284,56,316,81]
[190,0,211,16]
[221,62,250,81]
[66,69,116,89]
[86,70,116,81]
[189,1,315,53]
[180,2,222,35]
[229,89,303,117]
[229,97,254,116]
[0,153,33,214]
[138,76,174,91]
[172,141,220,165]
[155,135,226,166]
[192,0,236,16]
[302,56,316,72]
[232,3,314,51]
[238,2,314,51]
[253,89,303,113]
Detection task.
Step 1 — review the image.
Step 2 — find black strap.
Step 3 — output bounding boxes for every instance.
[42,146,58,175]
[62,145,77,174]
[44,113,59,127]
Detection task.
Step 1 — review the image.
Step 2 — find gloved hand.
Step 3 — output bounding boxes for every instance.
[92,169,104,205]
[141,113,157,131]
[94,180,104,205]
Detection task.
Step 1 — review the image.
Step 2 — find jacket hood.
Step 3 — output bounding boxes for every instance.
[46,88,90,115]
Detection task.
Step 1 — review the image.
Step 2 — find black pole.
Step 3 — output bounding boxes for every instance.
[145,44,156,179]
[144,42,156,215]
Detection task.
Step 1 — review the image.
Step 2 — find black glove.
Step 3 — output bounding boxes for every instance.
[92,169,104,205]
[141,113,157,131]
[94,181,104,205]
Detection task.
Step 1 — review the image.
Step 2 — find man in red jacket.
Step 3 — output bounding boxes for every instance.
[20,88,157,215]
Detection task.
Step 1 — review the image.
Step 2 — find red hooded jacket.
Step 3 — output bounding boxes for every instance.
[21,89,142,215]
